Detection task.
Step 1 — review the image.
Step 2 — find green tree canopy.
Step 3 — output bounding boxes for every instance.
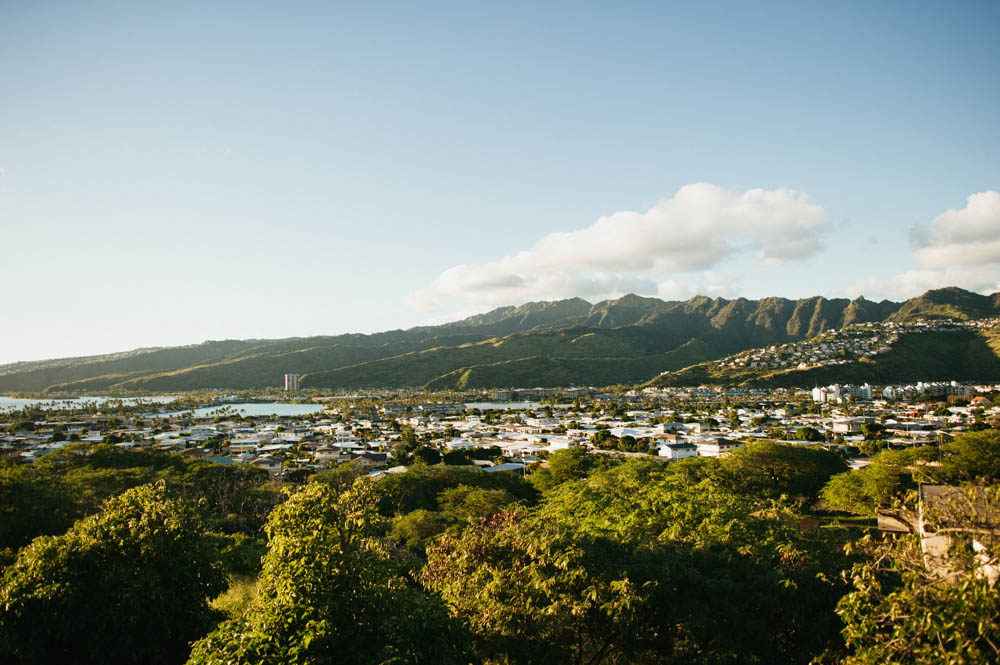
[0,483,226,665]
[188,481,475,665]
[427,460,850,665]
[714,440,848,507]
[794,426,825,442]
[531,446,607,492]
[822,430,1000,516]
[374,465,538,517]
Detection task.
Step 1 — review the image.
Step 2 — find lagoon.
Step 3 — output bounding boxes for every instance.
[158,402,327,418]
[464,401,542,410]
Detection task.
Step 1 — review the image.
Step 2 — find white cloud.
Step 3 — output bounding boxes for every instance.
[408,183,830,315]
[847,191,1000,301]
[846,267,1000,301]
[912,190,1000,268]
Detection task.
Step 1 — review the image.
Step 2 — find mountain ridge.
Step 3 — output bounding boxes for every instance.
[1,287,997,392]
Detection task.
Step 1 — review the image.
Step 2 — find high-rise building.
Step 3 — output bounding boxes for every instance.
[284,373,299,392]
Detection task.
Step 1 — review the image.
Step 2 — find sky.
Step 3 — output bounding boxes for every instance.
[1,1,998,364]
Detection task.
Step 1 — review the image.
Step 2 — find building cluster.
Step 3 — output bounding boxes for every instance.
[3,380,998,479]
[707,317,1000,374]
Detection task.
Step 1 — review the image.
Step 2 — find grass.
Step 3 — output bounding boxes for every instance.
[210,575,259,619]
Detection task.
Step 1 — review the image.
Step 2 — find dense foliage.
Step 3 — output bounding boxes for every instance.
[0,483,226,665]
[187,482,475,665]
[2,429,999,664]
[837,485,1000,664]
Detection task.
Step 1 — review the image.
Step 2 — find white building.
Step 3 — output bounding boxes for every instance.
[284,373,300,392]
[657,442,698,460]
[695,437,743,458]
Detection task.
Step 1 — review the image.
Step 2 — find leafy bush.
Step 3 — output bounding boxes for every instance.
[0,483,226,665]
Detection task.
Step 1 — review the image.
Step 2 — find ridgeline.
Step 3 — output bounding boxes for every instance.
[2,287,999,392]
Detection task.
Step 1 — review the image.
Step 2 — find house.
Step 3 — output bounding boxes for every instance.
[657,442,698,460]
[249,455,284,477]
[919,485,999,584]
[695,437,743,458]
[352,451,389,469]
[878,484,1000,584]
[484,462,526,476]
[831,417,868,434]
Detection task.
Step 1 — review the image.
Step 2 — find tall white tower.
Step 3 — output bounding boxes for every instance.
[284,373,299,392]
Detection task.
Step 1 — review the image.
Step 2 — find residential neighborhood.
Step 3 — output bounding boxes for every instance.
[4,378,1000,480]
[699,317,1000,374]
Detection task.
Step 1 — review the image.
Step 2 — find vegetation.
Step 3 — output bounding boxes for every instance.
[1,428,999,664]
[187,482,475,665]
[0,484,226,665]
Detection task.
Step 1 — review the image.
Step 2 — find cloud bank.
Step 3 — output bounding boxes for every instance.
[849,191,1000,300]
[408,183,830,314]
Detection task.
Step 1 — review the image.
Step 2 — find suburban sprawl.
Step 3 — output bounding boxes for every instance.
[4,380,1000,476]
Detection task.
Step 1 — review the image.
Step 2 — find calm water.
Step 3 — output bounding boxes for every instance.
[158,403,327,418]
[464,401,542,410]
[0,395,176,412]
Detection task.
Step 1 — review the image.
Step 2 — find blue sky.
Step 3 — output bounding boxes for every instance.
[1,1,998,364]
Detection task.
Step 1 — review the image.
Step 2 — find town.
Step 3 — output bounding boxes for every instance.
[4,376,999,479]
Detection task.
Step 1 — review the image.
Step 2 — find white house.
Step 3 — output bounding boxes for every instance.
[695,437,743,458]
[657,442,698,460]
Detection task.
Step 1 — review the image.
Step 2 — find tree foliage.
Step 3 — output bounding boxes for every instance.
[373,464,538,517]
[426,460,851,665]
[188,481,475,665]
[837,484,1000,664]
[0,483,226,665]
[531,446,607,492]
[822,430,1000,515]
[714,440,848,507]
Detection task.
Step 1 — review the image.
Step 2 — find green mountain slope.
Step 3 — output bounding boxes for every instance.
[650,327,1000,388]
[2,287,998,392]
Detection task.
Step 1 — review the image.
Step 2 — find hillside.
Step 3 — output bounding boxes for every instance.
[649,323,1000,388]
[2,287,998,392]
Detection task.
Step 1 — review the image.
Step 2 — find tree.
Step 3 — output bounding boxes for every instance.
[531,447,603,492]
[0,483,226,665]
[861,422,886,441]
[437,485,518,522]
[423,509,654,665]
[400,424,417,446]
[821,431,1000,516]
[715,440,849,508]
[390,508,451,549]
[442,449,472,465]
[374,465,538,517]
[311,460,368,491]
[821,446,939,515]
[413,445,442,465]
[188,482,475,665]
[937,429,1000,483]
[794,426,825,442]
[428,462,850,665]
[0,464,78,564]
[589,429,615,449]
[617,434,640,452]
[766,426,789,440]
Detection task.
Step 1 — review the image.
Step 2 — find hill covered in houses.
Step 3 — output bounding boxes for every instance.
[2,287,999,393]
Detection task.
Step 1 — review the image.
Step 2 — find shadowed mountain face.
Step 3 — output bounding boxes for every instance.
[1,288,997,392]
